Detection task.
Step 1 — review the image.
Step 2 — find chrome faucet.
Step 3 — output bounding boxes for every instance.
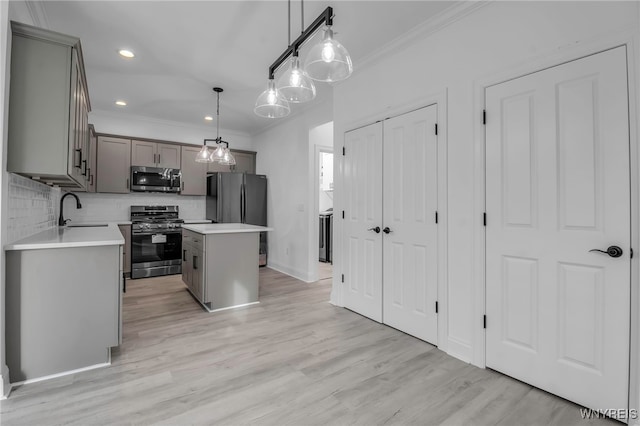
[58,192,82,226]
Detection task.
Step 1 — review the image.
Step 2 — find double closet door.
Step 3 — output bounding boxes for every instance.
[342,105,439,344]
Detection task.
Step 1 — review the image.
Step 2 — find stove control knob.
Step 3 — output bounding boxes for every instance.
[144,223,150,229]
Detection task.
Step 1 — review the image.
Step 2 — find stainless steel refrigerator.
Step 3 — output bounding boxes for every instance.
[206,172,268,266]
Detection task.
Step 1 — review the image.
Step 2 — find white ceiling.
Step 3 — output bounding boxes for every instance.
[38,1,457,135]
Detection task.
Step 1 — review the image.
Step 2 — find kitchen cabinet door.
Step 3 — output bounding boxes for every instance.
[86,125,97,192]
[231,151,256,174]
[97,136,131,193]
[157,143,181,169]
[7,22,90,189]
[181,146,208,196]
[207,161,231,173]
[131,140,156,167]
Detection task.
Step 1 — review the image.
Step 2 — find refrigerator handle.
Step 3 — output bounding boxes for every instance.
[241,183,246,223]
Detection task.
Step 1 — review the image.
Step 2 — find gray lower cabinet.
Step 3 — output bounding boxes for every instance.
[6,245,122,383]
[97,136,131,193]
[7,22,90,189]
[182,230,205,302]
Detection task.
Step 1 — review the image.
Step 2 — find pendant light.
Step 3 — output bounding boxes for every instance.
[255,79,291,118]
[304,25,352,82]
[255,5,351,118]
[276,0,316,103]
[196,87,235,165]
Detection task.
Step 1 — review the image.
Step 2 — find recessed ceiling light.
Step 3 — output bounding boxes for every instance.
[204,116,213,121]
[118,49,135,58]
[115,100,127,106]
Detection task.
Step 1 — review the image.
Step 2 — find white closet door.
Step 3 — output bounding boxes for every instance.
[485,46,630,410]
[382,105,439,343]
[343,122,383,322]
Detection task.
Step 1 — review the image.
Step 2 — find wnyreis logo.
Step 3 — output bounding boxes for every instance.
[580,408,639,420]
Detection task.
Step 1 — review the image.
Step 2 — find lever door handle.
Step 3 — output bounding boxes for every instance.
[367,226,381,234]
[383,227,392,234]
[589,246,623,258]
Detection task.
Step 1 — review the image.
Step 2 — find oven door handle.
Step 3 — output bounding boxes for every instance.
[132,231,182,236]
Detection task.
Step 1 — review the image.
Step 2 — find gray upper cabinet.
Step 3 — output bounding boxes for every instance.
[181,146,208,196]
[132,140,180,169]
[97,136,131,193]
[207,150,256,174]
[7,22,91,189]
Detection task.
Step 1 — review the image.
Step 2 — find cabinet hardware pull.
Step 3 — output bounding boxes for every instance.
[74,149,82,168]
[126,178,129,189]
[183,249,187,261]
[157,154,160,164]
[90,174,94,186]
[193,255,198,270]
[81,159,87,176]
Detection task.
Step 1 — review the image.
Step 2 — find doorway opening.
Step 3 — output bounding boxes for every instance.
[309,121,333,283]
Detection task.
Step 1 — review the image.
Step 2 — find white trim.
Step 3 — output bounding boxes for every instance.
[310,144,334,284]
[357,1,490,72]
[0,365,12,400]
[473,30,640,417]
[204,301,260,314]
[267,262,314,283]
[334,90,449,350]
[11,351,111,387]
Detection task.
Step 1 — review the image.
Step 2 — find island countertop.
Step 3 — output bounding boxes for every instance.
[5,224,125,251]
[181,223,273,235]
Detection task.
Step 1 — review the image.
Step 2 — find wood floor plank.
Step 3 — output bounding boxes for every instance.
[0,268,619,425]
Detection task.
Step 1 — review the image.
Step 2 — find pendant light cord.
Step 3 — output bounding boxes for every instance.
[287,0,291,46]
[301,0,304,34]
[216,90,220,141]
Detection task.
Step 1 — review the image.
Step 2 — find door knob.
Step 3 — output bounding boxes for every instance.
[367,226,381,234]
[589,246,623,258]
[383,227,392,234]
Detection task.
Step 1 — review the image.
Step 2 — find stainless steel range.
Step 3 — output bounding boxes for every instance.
[130,205,183,279]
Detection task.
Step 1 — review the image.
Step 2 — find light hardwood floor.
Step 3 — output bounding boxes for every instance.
[0,268,617,425]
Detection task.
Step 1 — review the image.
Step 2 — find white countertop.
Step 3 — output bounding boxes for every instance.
[5,224,125,251]
[182,219,213,224]
[181,223,273,235]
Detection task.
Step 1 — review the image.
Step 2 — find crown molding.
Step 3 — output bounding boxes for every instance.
[25,1,49,29]
[357,0,492,71]
[90,109,252,139]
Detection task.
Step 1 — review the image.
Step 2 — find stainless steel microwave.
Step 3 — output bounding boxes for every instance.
[130,166,181,193]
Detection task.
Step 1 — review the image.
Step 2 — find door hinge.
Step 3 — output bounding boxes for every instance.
[483,315,487,329]
[483,212,487,226]
[435,301,439,314]
[342,210,345,219]
[435,211,438,224]
[482,109,486,125]
[342,147,346,156]
[341,274,344,283]
[434,123,438,136]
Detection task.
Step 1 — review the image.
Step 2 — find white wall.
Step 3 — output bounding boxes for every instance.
[331,0,639,369]
[253,100,333,282]
[90,110,253,150]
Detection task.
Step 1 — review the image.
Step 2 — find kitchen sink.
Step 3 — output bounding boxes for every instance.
[66,223,109,228]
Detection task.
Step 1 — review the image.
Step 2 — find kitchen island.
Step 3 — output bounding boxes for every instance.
[181,223,272,312]
[5,224,124,384]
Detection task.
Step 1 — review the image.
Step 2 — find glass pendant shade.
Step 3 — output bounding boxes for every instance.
[219,148,236,166]
[304,26,353,82]
[211,144,226,162]
[277,56,316,103]
[195,145,212,163]
[254,79,290,118]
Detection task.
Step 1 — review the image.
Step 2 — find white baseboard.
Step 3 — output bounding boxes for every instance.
[267,261,314,283]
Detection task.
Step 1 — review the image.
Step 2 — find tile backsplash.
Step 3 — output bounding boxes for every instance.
[7,173,60,243]
[65,192,205,223]
[5,173,206,242]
